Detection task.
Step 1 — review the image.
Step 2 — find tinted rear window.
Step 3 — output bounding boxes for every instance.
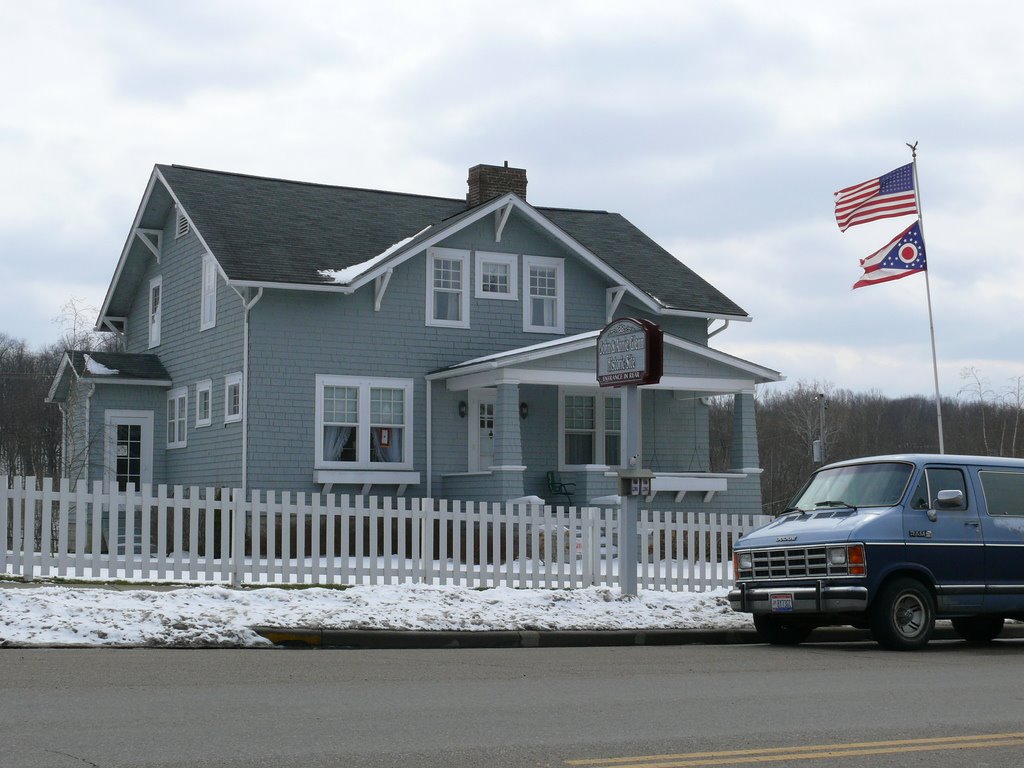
[979,471,1024,517]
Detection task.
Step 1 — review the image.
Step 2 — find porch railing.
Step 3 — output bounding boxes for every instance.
[2,476,770,591]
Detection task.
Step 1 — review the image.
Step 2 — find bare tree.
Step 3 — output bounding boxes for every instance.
[958,366,997,455]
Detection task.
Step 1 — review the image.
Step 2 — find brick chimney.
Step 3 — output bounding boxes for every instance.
[466,162,527,206]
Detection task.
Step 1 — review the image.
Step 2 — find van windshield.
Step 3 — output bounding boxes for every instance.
[790,462,913,512]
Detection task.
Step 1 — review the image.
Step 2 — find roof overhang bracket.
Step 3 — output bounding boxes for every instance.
[494,202,513,243]
[135,228,162,263]
[102,317,126,334]
[606,286,627,323]
[374,269,393,312]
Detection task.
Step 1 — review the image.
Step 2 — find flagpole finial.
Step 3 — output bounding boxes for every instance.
[906,141,918,159]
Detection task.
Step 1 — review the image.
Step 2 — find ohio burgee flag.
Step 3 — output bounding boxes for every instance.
[853,220,927,289]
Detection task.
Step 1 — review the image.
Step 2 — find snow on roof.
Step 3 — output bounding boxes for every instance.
[84,354,119,376]
[318,225,432,285]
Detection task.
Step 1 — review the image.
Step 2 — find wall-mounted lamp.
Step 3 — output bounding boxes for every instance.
[458,401,468,418]
[519,402,529,419]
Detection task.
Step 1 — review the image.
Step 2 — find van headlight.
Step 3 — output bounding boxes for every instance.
[828,547,848,566]
[737,552,752,570]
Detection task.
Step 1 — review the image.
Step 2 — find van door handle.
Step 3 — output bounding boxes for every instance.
[965,520,980,527]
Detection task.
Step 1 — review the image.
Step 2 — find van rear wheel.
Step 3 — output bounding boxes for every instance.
[753,615,813,646]
[872,577,935,651]
[951,616,1004,643]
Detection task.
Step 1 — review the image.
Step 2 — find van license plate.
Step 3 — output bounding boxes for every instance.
[770,593,794,612]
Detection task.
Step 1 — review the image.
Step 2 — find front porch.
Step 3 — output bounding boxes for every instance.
[426,330,781,515]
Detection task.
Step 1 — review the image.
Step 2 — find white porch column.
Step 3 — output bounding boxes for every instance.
[730,391,761,472]
[491,381,525,498]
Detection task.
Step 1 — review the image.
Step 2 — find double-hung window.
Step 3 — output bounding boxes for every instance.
[560,390,622,468]
[316,375,413,468]
[224,373,242,424]
[426,247,469,327]
[195,380,212,428]
[200,254,217,330]
[475,251,517,300]
[167,387,187,448]
[523,255,564,333]
[148,276,162,348]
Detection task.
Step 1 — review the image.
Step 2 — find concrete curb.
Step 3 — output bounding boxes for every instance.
[252,622,1024,649]
[251,627,762,649]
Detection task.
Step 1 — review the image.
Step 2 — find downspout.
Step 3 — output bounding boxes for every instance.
[58,403,68,478]
[708,319,730,340]
[234,287,263,492]
[83,383,95,485]
[425,377,432,497]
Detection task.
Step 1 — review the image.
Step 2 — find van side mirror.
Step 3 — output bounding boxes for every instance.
[935,489,964,509]
[926,489,965,521]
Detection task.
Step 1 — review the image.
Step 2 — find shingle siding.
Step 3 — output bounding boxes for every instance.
[246,212,659,494]
[67,164,773,520]
[96,207,244,486]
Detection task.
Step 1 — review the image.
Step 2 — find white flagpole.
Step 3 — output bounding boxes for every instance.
[908,142,945,453]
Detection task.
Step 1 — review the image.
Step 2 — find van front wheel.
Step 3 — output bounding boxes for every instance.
[872,578,935,650]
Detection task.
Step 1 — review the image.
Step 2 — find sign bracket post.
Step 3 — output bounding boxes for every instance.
[596,317,663,598]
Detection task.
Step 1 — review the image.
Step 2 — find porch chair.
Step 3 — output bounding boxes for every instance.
[546,471,576,507]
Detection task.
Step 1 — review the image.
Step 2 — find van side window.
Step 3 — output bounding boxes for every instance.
[914,468,968,510]
[979,471,1024,516]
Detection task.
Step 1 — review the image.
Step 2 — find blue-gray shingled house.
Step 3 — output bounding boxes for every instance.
[47,162,782,514]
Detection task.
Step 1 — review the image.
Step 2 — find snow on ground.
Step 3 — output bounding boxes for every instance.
[0,583,751,647]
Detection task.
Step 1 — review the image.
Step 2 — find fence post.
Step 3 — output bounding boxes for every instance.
[13,476,28,581]
[231,488,246,587]
[22,476,37,582]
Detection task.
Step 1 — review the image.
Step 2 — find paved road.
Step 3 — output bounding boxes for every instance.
[2,639,1024,767]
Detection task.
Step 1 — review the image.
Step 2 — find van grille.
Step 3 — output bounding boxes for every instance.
[737,546,853,581]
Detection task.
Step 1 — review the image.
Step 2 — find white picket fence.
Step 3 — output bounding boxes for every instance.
[1,476,770,591]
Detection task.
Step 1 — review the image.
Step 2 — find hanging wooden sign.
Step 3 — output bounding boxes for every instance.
[596,317,663,387]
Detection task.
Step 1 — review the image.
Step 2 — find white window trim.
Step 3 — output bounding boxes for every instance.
[104,410,154,489]
[195,379,212,428]
[200,253,217,331]
[224,372,242,424]
[523,254,565,334]
[426,247,470,328]
[558,387,623,471]
[315,374,414,471]
[474,251,518,300]
[167,387,187,449]
[148,276,162,348]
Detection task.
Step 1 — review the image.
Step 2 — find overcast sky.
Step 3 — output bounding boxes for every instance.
[2,0,1022,400]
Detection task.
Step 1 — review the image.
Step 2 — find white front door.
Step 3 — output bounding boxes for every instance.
[468,389,496,471]
[104,410,154,490]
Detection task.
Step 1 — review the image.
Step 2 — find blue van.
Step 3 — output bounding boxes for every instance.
[729,454,1024,650]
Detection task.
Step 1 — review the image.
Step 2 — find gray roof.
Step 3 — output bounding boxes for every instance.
[156,165,747,317]
[68,351,170,382]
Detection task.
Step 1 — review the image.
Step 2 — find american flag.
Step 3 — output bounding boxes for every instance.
[853,220,926,289]
[835,163,918,231]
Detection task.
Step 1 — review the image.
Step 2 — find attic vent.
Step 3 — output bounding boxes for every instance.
[175,209,190,239]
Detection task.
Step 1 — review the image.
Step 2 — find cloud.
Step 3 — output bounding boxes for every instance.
[1,0,1023,400]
